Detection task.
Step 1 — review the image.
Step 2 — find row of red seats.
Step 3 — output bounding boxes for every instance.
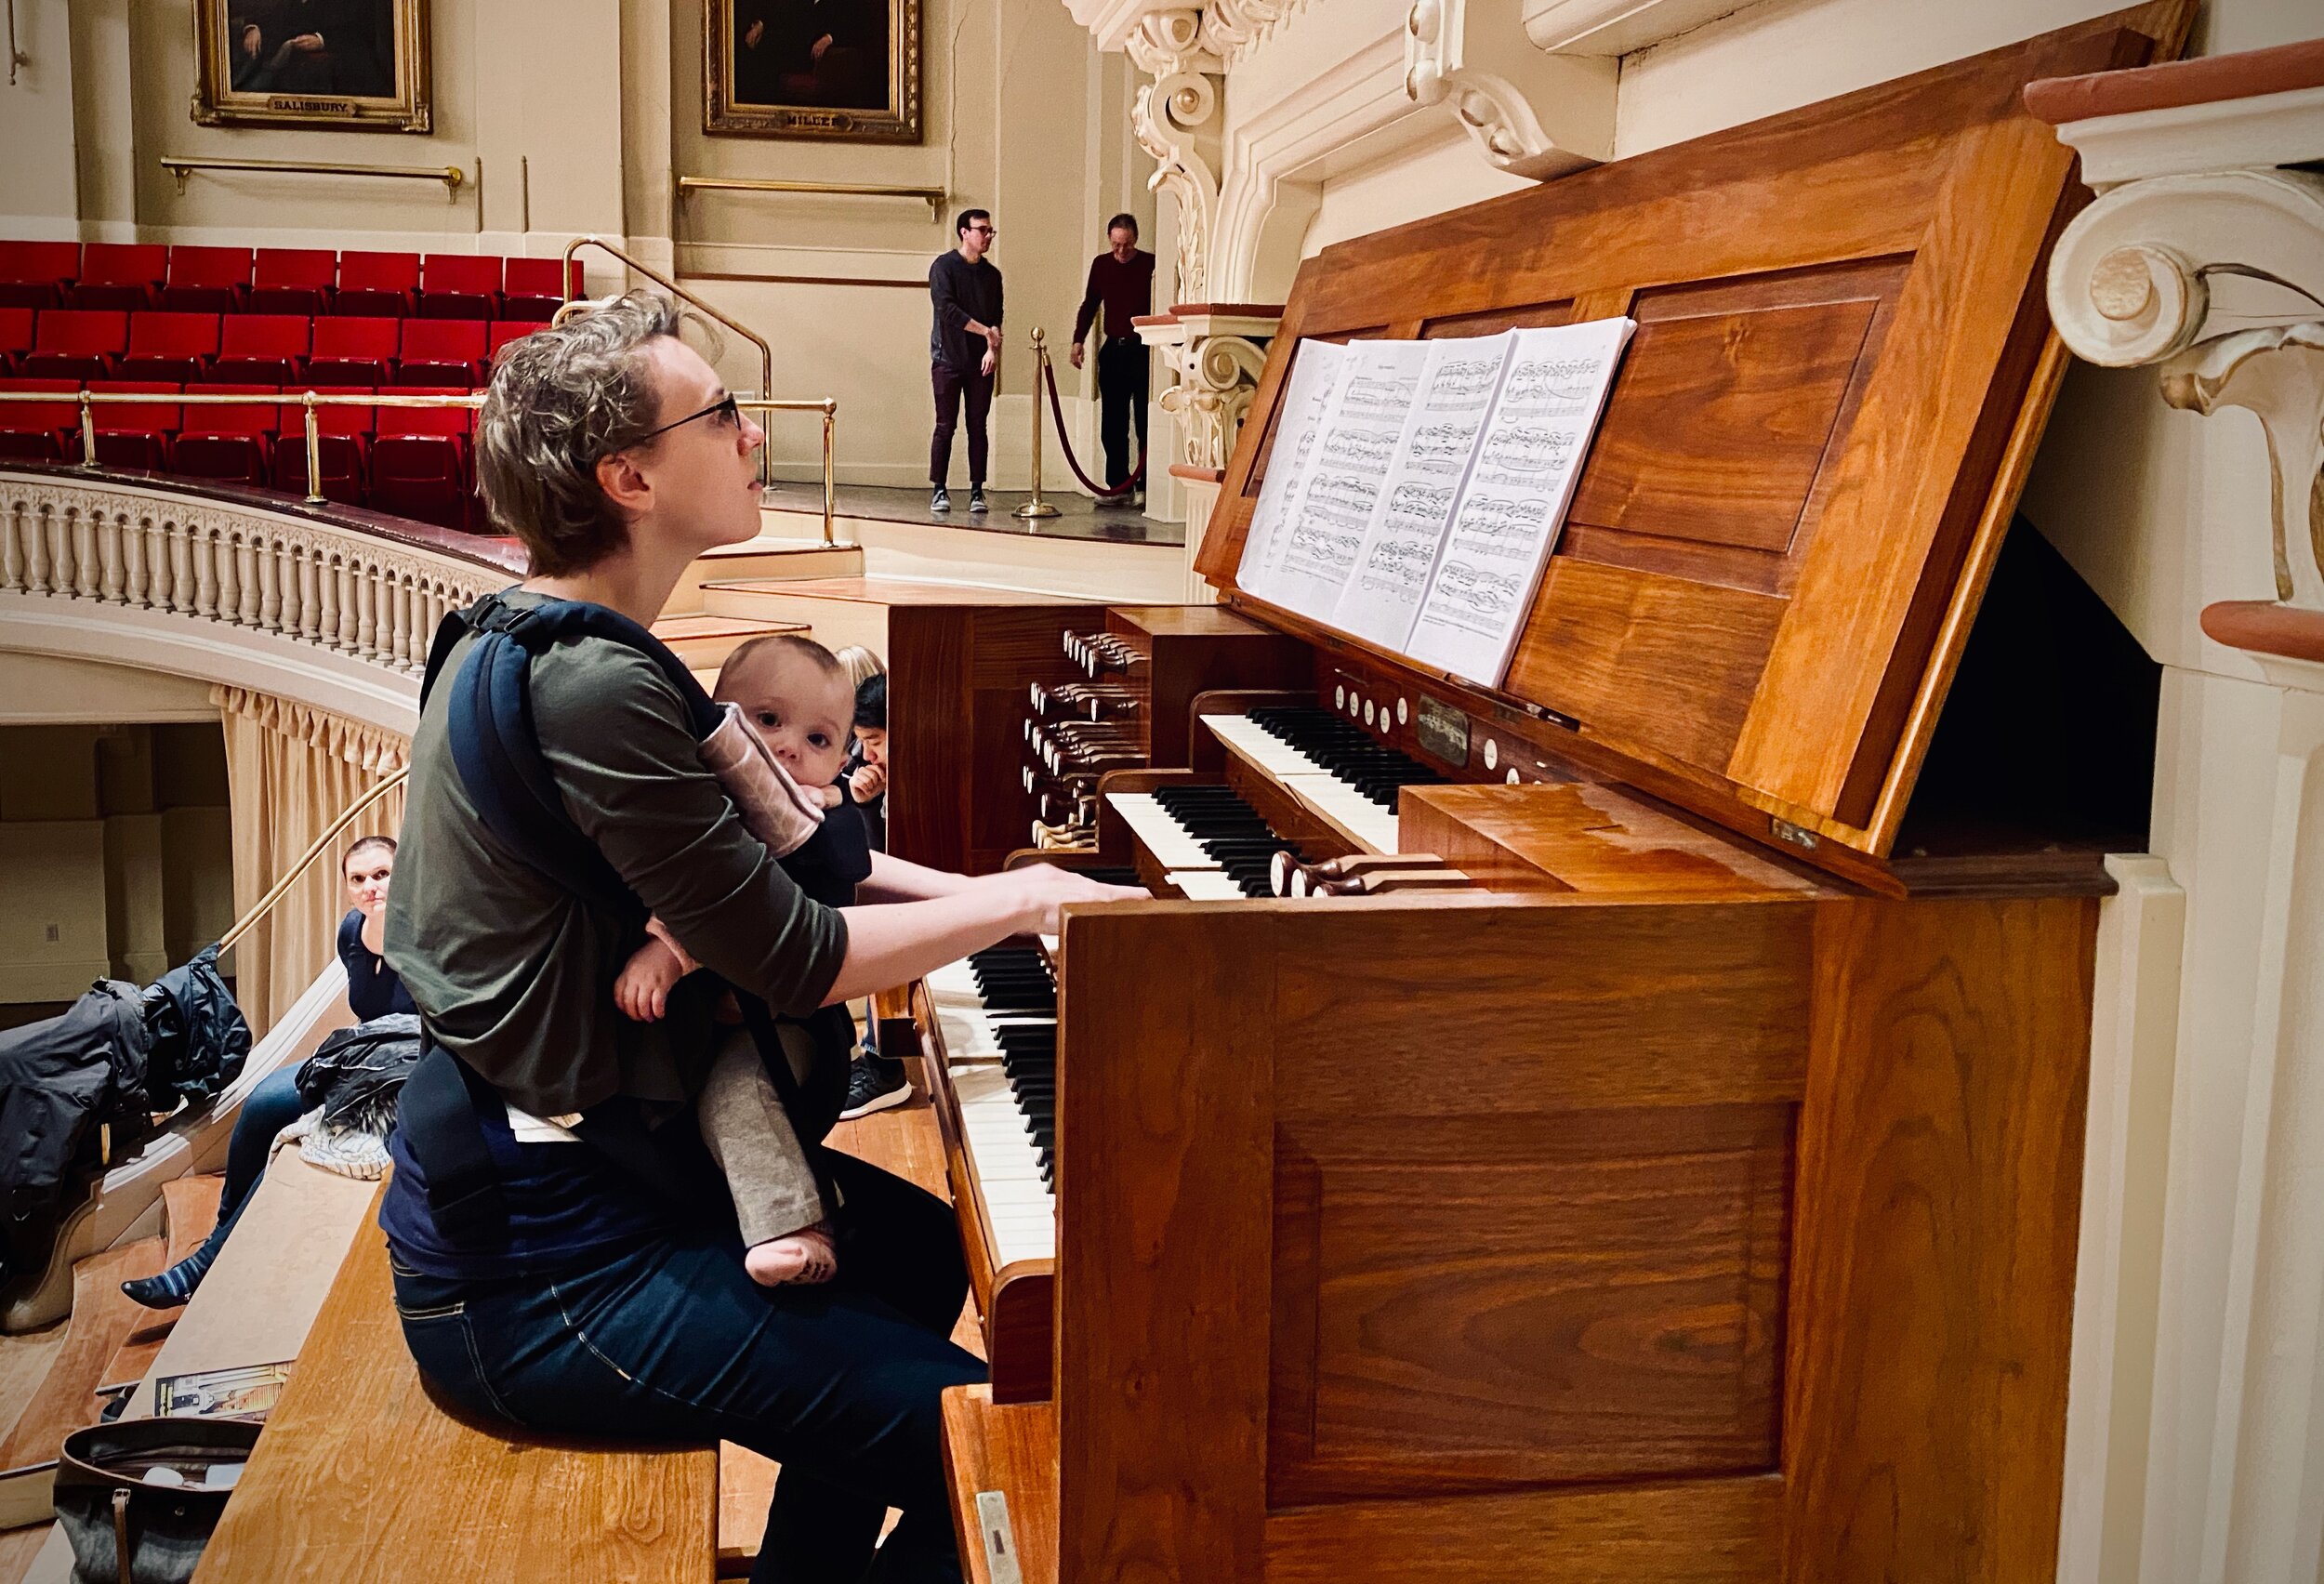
[0,310,539,388]
[0,378,482,532]
[0,243,579,320]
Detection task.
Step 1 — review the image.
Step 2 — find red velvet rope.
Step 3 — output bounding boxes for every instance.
[1038,353,1144,498]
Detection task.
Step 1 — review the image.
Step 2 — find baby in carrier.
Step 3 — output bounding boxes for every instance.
[614,634,870,1287]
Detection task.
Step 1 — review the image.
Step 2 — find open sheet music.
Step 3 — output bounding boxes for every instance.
[1237,340,1348,607]
[1236,318,1634,686]
[1403,318,1634,682]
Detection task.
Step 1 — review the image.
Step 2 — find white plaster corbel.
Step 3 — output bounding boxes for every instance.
[1128,8,1226,305]
[2162,323,2324,612]
[1158,331,1273,470]
[2047,168,2324,367]
[1403,0,1613,181]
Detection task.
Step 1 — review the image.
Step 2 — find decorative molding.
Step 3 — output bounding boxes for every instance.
[1519,0,1766,57]
[0,470,508,735]
[1403,0,1612,180]
[1157,329,1273,471]
[1128,8,1227,306]
[2161,323,2324,612]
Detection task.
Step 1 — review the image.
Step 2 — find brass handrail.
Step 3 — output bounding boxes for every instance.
[217,768,408,955]
[558,235,776,487]
[160,154,468,198]
[1,386,842,546]
[677,176,947,219]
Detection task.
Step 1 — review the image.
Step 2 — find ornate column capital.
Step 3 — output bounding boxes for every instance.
[2035,46,2324,665]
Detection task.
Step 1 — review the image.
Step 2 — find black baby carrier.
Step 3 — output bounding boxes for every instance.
[399,590,850,1246]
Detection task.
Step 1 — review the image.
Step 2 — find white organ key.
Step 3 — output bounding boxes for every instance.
[1203,713,1329,779]
[1106,792,1223,870]
[1282,772,1401,855]
[1169,869,1251,901]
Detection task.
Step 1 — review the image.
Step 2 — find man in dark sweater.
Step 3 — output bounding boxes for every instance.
[928,208,1003,513]
[1068,213,1156,507]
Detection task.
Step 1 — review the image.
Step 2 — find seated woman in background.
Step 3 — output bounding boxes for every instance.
[122,835,413,1309]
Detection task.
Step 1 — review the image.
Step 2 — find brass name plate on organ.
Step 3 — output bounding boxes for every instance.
[1416,694,1471,769]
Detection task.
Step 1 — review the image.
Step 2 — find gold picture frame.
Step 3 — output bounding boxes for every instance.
[191,0,432,134]
[705,0,922,144]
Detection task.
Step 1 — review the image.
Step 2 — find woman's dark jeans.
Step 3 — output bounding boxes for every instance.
[391,1149,985,1584]
[195,1063,306,1257]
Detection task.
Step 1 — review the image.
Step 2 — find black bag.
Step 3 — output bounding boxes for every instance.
[53,1417,261,1584]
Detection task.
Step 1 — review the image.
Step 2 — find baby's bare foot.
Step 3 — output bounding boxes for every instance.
[746,1226,838,1287]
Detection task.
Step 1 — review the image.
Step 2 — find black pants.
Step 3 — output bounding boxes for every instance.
[1096,337,1148,489]
[929,361,993,487]
[393,1148,982,1583]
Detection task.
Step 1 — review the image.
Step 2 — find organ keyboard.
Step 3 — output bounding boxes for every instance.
[912,11,2193,1580]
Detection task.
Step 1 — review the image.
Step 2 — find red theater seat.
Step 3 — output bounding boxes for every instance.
[249,248,337,315]
[0,309,34,376]
[212,313,310,384]
[86,380,180,471]
[486,320,541,365]
[275,386,374,506]
[419,255,501,321]
[336,251,419,317]
[308,316,400,385]
[68,244,168,311]
[371,389,474,530]
[0,378,80,462]
[119,312,221,383]
[0,242,81,310]
[396,319,486,387]
[21,310,128,382]
[175,384,280,487]
[160,246,254,312]
[500,258,581,322]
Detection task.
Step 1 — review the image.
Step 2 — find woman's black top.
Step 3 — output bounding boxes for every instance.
[337,909,418,1022]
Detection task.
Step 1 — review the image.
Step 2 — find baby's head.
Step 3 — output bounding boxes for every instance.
[715,635,857,787]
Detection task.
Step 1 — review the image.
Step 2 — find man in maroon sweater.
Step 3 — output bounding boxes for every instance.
[1068,213,1155,508]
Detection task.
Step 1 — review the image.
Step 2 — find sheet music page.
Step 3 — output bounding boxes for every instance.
[1266,339,1429,618]
[1327,332,1516,650]
[1404,317,1636,684]
[1235,339,1349,605]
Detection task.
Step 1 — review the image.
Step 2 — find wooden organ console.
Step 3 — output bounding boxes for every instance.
[911,7,2191,1579]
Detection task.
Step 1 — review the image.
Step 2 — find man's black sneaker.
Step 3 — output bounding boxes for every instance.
[838,1055,910,1119]
[967,486,989,513]
[931,486,951,513]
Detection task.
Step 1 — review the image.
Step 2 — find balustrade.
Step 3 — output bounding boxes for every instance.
[0,469,513,680]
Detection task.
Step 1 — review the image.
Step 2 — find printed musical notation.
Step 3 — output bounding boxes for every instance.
[1274,339,1430,612]
[1236,340,1349,606]
[1406,316,1635,681]
[1243,317,1633,689]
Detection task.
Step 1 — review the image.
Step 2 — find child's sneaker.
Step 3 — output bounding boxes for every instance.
[838,1053,910,1119]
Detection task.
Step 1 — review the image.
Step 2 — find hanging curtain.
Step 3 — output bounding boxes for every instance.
[211,686,409,1036]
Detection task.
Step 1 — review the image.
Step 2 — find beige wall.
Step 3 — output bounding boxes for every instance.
[1,0,1147,487]
[0,718,232,999]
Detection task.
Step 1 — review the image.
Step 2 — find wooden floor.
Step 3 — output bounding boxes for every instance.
[717,1088,972,1573]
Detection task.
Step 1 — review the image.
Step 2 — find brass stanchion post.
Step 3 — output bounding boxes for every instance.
[303,392,324,505]
[1014,328,1061,520]
[76,389,98,471]
[821,398,838,548]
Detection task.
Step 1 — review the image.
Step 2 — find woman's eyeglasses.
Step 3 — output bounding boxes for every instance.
[633,392,742,444]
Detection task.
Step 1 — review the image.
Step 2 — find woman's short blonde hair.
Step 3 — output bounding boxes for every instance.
[475,288,680,576]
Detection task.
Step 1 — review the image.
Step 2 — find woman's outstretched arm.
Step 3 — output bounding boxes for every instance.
[825,864,1136,1005]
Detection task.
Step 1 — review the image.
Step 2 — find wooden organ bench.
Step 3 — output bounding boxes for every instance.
[912,7,2196,1583]
[191,1211,717,1584]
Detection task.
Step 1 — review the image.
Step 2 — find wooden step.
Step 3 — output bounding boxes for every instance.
[648,613,810,669]
[0,1238,165,1528]
[666,537,866,616]
[99,1173,225,1396]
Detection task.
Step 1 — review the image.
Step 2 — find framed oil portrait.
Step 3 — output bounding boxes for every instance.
[191,0,432,133]
[705,0,922,143]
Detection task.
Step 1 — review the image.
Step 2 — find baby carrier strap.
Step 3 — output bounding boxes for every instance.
[404,590,838,1244]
